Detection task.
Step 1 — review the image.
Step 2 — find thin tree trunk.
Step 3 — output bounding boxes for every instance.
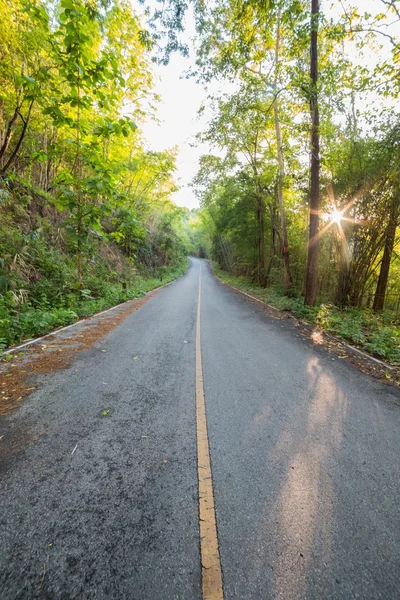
[253,158,266,285]
[335,220,351,308]
[256,194,266,286]
[304,0,320,306]
[1,99,35,175]
[270,203,278,258]
[76,52,83,288]
[0,106,20,164]
[46,128,57,190]
[273,8,292,294]
[373,198,399,311]
[77,216,83,287]
[336,261,350,308]
[265,202,278,285]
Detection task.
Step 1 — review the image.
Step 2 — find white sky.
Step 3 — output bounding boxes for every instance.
[141,7,206,209]
[140,0,398,210]
[142,52,205,209]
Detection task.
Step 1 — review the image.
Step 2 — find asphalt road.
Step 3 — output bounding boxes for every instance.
[1,258,400,599]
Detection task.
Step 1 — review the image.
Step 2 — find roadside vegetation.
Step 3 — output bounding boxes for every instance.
[2,0,400,365]
[0,0,191,350]
[178,0,400,365]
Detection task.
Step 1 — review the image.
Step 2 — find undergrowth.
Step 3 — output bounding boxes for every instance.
[0,177,190,351]
[0,259,189,350]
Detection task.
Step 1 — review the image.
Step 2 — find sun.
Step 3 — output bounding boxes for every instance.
[330,209,343,224]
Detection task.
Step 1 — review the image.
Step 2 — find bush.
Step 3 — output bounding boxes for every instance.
[0,258,189,349]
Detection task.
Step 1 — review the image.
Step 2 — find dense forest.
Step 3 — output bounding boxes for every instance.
[182,0,400,363]
[0,0,191,348]
[2,0,400,363]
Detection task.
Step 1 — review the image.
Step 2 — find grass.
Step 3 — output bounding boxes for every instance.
[1,258,189,352]
[212,264,400,365]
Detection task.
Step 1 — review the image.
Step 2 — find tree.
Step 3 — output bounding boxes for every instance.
[0,0,51,176]
[373,196,399,311]
[273,6,292,293]
[304,0,320,306]
[0,0,186,298]
[197,87,283,284]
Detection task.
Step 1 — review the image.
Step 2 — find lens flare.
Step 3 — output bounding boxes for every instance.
[330,209,343,224]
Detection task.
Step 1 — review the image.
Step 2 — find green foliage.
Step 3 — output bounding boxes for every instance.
[0,250,188,348]
[0,1,191,350]
[3,0,400,367]
[187,0,400,333]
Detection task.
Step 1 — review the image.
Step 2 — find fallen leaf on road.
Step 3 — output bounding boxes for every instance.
[0,288,160,417]
[133,355,138,360]
[40,561,46,588]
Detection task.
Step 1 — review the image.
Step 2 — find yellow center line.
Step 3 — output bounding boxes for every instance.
[196,265,224,600]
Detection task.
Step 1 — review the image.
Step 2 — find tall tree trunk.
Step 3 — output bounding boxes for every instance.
[273,8,292,294]
[373,198,399,311]
[304,0,320,306]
